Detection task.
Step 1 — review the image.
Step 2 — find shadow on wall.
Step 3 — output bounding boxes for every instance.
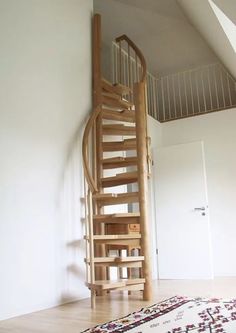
[56,114,90,305]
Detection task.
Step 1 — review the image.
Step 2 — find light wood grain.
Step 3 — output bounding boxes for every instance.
[102,96,133,109]
[102,138,137,152]
[93,212,140,224]
[101,171,138,188]
[93,192,139,206]
[83,14,152,306]
[134,81,152,301]
[2,278,236,332]
[102,78,132,95]
[101,109,135,122]
[102,124,136,136]
[102,156,137,169]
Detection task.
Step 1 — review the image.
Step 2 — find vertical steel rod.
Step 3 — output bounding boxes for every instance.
[220,67,226,108]
[201,70,207,112]
[172,75,177,118]
[190,71,194,115]
[184,72,188,116]
[161,78,165,121]
[167,77,171,119]
[207,67,213,110]
[178,73,183,118]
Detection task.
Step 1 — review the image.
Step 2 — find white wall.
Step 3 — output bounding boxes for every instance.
[0,0,93,321]
[161,108,236,277]
[94,0,217,76]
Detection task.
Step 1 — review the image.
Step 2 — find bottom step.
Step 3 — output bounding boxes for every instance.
[86,278,145,291]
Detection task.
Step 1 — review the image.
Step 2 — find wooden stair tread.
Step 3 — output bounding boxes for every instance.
[102,92,133,108]
[113,83,132,95]
[85,234,141,246]
[86,280,125,290]
[93,193,115,198]
[102,92,131,104]
[125,278,145,285]
[102,92,122,101]
[102,96,133,110]
[102,78,132,96]
[94,213,139,224]
[102,124,136,136]
[102,109,135,123]
[101,171,138,187]
[84,234,141,247]
[86,278,145,290]
[93,213,140,219]
[93,192,139,206]
[85,234,141,241]
[103,138,136,152]
[115,256,144,262]
[105,171,137,179]
[85,256,144,264]
[102,156,138,169]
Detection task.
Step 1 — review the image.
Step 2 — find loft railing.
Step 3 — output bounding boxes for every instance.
[112,39,146,104]
[112,38,152,174]
[151,63,236,122]
[114,35,146,84]
[112,42,236,122]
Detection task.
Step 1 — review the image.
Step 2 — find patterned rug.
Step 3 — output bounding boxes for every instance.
[81,296,236,332]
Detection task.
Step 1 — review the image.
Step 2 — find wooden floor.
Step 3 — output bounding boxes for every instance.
[1,278,236,332]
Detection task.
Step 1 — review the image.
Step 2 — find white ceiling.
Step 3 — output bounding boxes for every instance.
[94,0,217,76]
[178,0,236,78]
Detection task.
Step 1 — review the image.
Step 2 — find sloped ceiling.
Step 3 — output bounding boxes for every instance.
[178,0,236,78]
[214,0,236,23]
[94,0,217,76]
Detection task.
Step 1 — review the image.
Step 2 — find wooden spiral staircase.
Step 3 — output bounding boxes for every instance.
[82,14,152,308]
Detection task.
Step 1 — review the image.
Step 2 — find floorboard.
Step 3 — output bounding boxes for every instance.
[1,278,236,332]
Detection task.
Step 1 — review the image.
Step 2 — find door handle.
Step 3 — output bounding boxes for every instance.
[194,207,205,211]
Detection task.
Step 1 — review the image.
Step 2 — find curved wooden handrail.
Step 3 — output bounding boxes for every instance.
[82,107,101,194]
[115,34,147,83]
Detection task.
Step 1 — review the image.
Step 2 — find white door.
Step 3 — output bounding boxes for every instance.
[153,141,213,279]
